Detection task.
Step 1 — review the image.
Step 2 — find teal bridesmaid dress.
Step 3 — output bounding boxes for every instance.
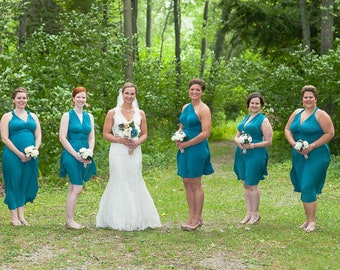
[288,108,330,202]
[2,110,38,210]
[234,113,268,186]
[59,110,96,184]
[177,104,214,178]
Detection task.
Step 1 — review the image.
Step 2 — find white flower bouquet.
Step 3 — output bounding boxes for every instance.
[294,139,309,160]
[118,120,140,154]
[237,131,252,154]
[171,130,188,153]
[24,146,39,159]
[78,147,93,167]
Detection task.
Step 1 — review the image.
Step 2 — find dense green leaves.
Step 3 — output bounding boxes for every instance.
[0,1,339,178]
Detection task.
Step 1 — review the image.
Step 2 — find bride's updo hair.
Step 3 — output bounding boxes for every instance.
[71,86,89,107]
[122,82,138,94]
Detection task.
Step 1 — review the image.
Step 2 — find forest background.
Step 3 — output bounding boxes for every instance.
[0,0,339,179]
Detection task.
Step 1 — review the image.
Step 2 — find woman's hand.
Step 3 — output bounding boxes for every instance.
[120,137,137,150]
[19,152,31,163]
[237,142,253,151]
[301,143,315,156]
[75,154,92,166]
[176,141,187,152]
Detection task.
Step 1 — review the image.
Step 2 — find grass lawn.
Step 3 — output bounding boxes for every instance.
[0,141,339,269]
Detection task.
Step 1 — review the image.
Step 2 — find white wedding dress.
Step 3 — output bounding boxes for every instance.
[96,107,161,231]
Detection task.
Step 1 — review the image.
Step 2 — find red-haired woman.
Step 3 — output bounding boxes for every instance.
[59,86,96,229]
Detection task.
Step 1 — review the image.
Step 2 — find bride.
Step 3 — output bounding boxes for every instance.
[96,82,161,231]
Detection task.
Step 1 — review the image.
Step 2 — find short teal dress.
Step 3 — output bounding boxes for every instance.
[234,113,268,186]
[177,104,214,178]
[288,108,330,202]
[2,110,38,210]
[60,110,96,185]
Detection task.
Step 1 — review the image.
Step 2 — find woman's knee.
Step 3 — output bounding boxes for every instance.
[301,190,316,203]
[72,185,83,195]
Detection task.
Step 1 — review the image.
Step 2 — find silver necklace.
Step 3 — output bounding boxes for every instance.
[121,107,134,113]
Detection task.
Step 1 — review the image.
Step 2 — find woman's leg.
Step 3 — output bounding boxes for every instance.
[65,184,84,228]
[17,206,30,226]
[191,177,204,224]
[183,177,204,226]
[10,209,21,226]
[303,201,317,232]
[245,184,260,224]
[239,181,252,224]
[183,178,195,225]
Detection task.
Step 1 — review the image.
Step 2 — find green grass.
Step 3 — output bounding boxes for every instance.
[0,141,339,269]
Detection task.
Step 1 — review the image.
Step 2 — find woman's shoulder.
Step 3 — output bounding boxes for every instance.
[137,107,145,113]
[2,111,13,117]
[288,108,304,118]
[200,102,212,114]
[29,111,40,120]
[104,107,117,115]
[0,111,13,121]
[315,108,331,120]
[137,108,146,118]
[61,111,70,120]
[201,102,210,109]
[182,103,190,111]
[315,107,327,115]
[295,108,304,114]
[85,111,94,120]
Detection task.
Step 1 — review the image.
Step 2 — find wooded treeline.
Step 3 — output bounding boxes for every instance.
[0,0,339,176]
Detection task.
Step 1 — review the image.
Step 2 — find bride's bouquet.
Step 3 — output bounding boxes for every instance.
[118,120,140,154]
[237,131,252,154]
[171,130,188,153]
[24,146,39,159]
[294,139,309,160]
[78,147,93,167]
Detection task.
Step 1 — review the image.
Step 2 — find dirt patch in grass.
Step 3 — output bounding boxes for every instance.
[199,252,248,269]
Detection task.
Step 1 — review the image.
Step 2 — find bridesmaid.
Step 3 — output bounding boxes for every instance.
[233,92,272,225]
[0,87,41,226]
[175,78,214,231]
[59,86,96,229]
[285,85,334,232]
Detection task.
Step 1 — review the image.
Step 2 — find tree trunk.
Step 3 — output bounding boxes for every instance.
[320,0,334,55]
[299,0,311,53]
[146,0,152,48]
[124,0,134,81]
[214,1,228,60]
[131,0,139,61]
[173,0,181,88]
[102,0,109,53]
[18,0,29,49]
[200,0,209,78]
[159,3,172,62]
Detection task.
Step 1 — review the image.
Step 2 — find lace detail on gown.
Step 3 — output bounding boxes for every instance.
[96,107,161,231]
